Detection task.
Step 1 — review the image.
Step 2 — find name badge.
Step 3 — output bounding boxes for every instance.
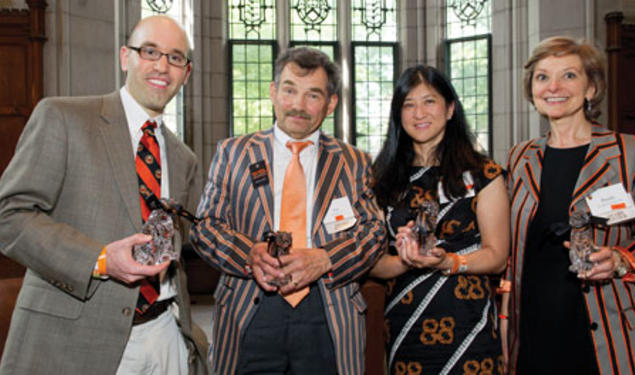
[323,196,357,234]
[249,161,269,188]
[585,183,635,225]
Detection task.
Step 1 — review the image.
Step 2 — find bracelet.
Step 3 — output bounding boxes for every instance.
[611,246,635,282]
[456,254,468,273]
[441,253,467,275]
[498,313,508,320]
[613,250,630,278]
[442,253,459,275]
[497,279,512,294]
[92,247,108,279]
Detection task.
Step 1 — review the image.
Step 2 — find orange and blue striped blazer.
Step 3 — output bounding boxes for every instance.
[190,128,386,375]
[506,125,635,374]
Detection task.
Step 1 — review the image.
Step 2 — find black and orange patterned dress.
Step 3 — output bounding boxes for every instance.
[384,160,503,375]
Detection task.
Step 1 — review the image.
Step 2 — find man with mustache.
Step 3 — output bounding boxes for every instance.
[0,16,207,374]
[191,47,386,374]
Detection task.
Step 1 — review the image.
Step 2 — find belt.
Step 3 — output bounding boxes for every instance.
[132,298,174,326]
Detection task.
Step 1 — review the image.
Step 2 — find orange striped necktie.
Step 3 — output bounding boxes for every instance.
[280,140,312,307]
[136,121,161,222]
[135,120,161,314]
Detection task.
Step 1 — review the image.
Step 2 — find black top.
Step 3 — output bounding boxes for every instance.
[518,144,599,375]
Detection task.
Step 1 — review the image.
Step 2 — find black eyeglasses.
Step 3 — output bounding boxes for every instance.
[127,45,190,68]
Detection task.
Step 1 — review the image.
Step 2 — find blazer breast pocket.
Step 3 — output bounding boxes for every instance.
[623,305,635,331]
[17,284,83,320]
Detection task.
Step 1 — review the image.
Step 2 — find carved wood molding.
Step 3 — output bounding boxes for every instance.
[605,12,622,131]
[0,9,29,35]
[605,11,635,134]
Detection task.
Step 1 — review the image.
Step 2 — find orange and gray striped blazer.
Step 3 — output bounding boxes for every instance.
[505,125,635,374]
[190,128,386,375]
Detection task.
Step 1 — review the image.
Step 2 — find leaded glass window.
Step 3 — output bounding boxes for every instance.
[229,0,276,137]
[351,0,397,42]
[446,0,490,39]
[230,42,276,136]
[229,0,276,39]
[141,0,193,139]
[445,0,492,153]
[227,0,398,153]
[290,0,337,41]
[353,43,396,155]
[351,0,397,155]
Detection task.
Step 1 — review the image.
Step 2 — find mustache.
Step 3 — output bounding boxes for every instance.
[285,110,311,119]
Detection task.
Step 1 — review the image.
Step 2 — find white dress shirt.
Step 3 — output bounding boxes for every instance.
[273,123,320,248]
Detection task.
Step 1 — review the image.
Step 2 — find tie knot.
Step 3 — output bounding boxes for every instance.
[287,141,312,155]
[142,120,158,133]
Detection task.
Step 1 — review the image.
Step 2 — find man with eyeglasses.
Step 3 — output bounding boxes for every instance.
[0,15,208,375]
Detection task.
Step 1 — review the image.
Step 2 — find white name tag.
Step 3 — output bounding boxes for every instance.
[323,196,357,234]
[585,183,635,225]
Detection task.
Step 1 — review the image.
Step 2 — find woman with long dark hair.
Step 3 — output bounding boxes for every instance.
[370,65,509,374]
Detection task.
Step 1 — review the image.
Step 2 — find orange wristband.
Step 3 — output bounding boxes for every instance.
[442,253,467,275]
[93,247,107,277]
[442,252,459,275]
[497,279,512,294]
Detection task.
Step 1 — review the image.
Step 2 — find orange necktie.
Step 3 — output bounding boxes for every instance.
[280,140,312,307]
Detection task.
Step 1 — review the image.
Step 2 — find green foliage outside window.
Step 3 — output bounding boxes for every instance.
[445,0,491,153]
[228,0,397,153]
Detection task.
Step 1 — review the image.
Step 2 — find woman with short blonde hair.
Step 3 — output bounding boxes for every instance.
[503,36,635,374]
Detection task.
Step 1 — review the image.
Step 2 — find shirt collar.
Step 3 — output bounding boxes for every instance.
[120,86,163,132]
[273,122,320,149]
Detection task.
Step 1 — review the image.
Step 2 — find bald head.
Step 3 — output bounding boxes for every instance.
[120,15,193,117]
[128,15,192,59]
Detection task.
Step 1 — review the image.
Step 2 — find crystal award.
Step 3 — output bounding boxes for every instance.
[413,200,439,255]
[133,209,178,265]
[568,211,596,273]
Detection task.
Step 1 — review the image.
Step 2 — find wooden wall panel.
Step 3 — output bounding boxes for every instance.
[0,117,26,174]
[606,12,635,134]
[362,279,387,375]
[0,45,28,106]
[618,28,635,133]
[0,0,46,359]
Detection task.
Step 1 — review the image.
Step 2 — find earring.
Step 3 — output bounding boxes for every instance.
[584,98,592,113]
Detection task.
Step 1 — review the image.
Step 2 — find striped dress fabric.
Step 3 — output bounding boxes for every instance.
[384,161,504,375]
[505,126,635,374]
